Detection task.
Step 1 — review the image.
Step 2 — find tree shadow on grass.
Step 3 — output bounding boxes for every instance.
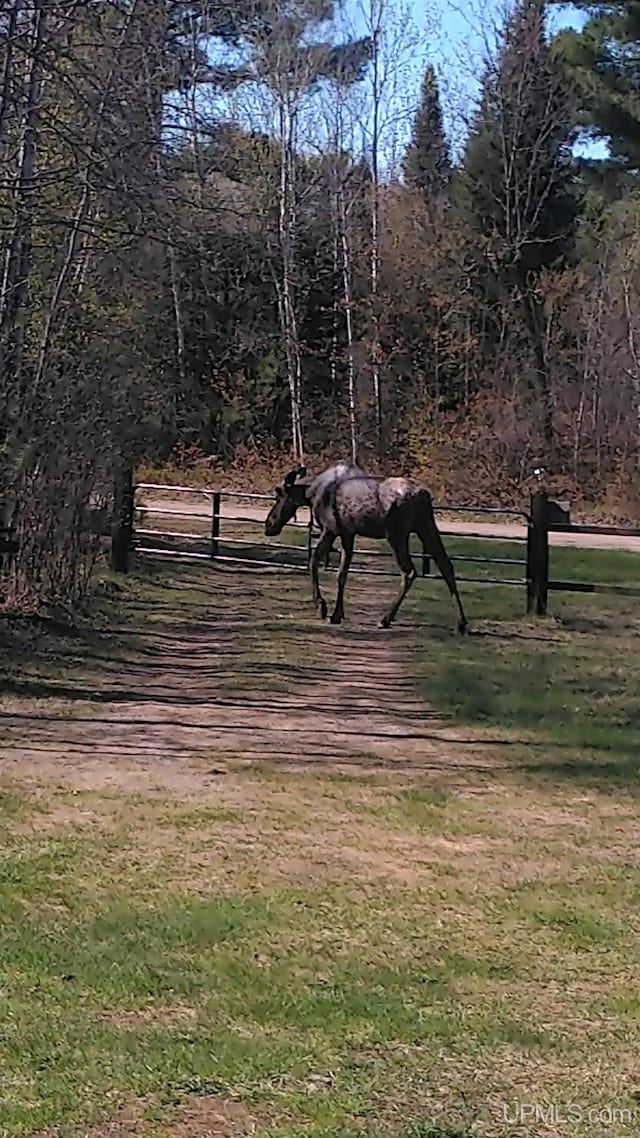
[3,561,640,792]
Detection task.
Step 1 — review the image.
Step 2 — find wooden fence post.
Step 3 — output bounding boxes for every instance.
[211,492,221,559]
[0,526,18,578]
[110,466,134,574]
[527,490,549,616]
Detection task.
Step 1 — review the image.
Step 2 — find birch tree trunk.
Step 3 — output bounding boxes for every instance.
[329,90,358,464]
[369,21,383,452]
[0,0,46,391]
[277,97,304,464]
[338,183,358,464]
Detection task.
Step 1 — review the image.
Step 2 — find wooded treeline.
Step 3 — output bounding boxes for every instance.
[1,0,640,608]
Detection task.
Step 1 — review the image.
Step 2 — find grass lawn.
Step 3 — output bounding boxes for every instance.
[1,541,640,1138]
[410,537,640,787]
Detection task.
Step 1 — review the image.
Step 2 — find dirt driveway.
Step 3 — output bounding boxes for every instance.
[0,572,499,794]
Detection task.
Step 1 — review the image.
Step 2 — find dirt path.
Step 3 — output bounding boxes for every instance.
[137,490,640,553]
[0,573,497,793]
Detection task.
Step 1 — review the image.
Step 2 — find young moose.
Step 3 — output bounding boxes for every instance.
[264,462,468,633]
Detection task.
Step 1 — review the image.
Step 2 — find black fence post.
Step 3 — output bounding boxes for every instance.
[211,492,221,560]
[0,526,18,579]
[527,490,549,616]
[110,466,134,574]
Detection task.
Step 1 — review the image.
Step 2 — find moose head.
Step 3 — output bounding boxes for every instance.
[264,465,308,536]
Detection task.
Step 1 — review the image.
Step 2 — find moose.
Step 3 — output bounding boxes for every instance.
[264,461,468,633]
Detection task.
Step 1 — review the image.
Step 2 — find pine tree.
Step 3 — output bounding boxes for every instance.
[402,65,451,203]
[457,0,577,274]
[455,0,578,439]
[552,0,640,175]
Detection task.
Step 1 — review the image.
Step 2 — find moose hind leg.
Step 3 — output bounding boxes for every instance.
[330,533,354,624]
[440,555,467,634]
[310,531,335,620]
[380,533,417,628]
[418,515,467,634]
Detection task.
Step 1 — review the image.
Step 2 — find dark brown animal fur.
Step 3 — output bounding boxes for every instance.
[265,462,467,632]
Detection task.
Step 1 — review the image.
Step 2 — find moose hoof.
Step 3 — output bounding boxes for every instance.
[317,599,328,620]
[329,611,343,625]
[457,619,468,636]
[379,616,392,630]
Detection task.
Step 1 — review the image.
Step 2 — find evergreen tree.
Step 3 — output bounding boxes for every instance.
[457,0,576,274]
[552,0,640,176]
[402,65,451,203]
[455,0,578,438]
[165,0,372,95]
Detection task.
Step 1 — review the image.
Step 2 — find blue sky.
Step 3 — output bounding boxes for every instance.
[166,0,607,166]
[428,0,602,157]
[341,0,613,170]
[343,0,602,166]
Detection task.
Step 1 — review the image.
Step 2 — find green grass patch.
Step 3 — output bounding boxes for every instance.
[0,562,202,690]
[526,905,624,948]
[1,775,639,1137]
[407,540,640,789]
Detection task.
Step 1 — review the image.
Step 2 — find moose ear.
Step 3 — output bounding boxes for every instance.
[297,465,307,479]
[283,468,298,488]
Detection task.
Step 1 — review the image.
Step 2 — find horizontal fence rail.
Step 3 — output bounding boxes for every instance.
[2,480,639,620]
[548,580,640,596]
[131,483,533,601]
[549,523,640,538]
[531,492,640,612]
[125,483,640,616]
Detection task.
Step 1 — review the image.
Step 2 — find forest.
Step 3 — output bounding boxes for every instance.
[1,0,640,607]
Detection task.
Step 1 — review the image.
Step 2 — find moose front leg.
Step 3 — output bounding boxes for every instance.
[330,533,354,624]
[310,531,335,620]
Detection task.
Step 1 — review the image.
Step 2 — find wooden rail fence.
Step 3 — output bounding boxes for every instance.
[2,482,640,618]
[125,482,640,616]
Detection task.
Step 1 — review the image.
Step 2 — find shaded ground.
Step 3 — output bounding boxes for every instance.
[0,568,487,793]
